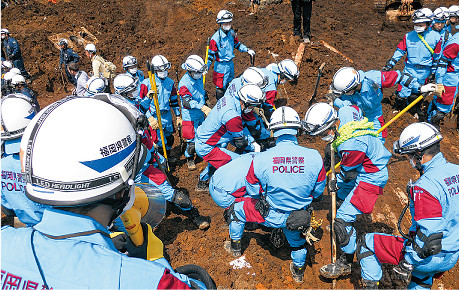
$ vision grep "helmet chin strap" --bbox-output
[413,151,424,175]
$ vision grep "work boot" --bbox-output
[303,35,310,44]
[186,207,210,230]
[362,279,379,289]
[187,156,196,171]
[319,253,352,279]
[195,180,209,192]
[290,262,306,283]
[224,239,241,257]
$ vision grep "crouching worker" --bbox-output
[356,123,459,289]
[2,95,212,289]
[224,106,326,283]
[303,103,391,280]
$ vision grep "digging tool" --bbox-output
[326,92,429,176]
[175,70,185,154]
[56,66,68,93]
[250,52,255,67]
[203,37,210,86]
[329,143,337,290]
[308,62,326,106]
[146,60,170,172]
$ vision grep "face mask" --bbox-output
[243,108,253,113]
[191,72,202,80]
[157,71,168,79]
[414,25,426,33]
[222,24,232,32]
[322,133,335,142]
[128,68,138,75]
[1,34,5,40]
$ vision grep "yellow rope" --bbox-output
[332,118,378,151]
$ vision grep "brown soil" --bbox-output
[2,0,458,288]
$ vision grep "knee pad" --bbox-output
[166,135,174,148]
[187,142,195,156]
[334,218,353,247]
[216,88,225,100]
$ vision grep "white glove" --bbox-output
[148,116,159,130]
[252,141,261,152]
[176,116,182,127]
[420,83,437,93]
[201,105,212,116]
[247,49,256,57]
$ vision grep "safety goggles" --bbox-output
[153,62,171,72]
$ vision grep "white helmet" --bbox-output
[113,73,139,99]
[151,55,171,71]
[86,77,106,95]
[269,106,302,137]
[331,67,361,95]
[432,7,449,22]
[2,60,12,71]
[59,38,69,46]
[1,28,10,35]
[241,67,268,89]
[303,102,338,136]
[85,43,97,53]
[237,83,266,106]
[216,10,233,24]
[181,55,207,79]
[393,122,442,155]
[20,95,148,206]
[10,68,21,75]
[278,59,299,81]
[449,5,459,17]
[3,71,17,82]
[412,8,433,23]
[11,74,26,85]
[1,93,37,141]
[122,55,138,69]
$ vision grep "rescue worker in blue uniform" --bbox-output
[209,153,257,209]
[260,59,299,119]
[194,84,265,191]
[139,55,181,161]
[330,67,436,143]
[1,93,48,226]
[225,106,326,283]
[178,55,210,170]
[2,95,212,289]
[447,5,459,35]
[303,104,392,280]
[429,27,459,128]
[11,74,40,110]
[382,9,442,111]
[1,29,30,79]
[208,10,255,100]
[356,122,459,289]
[123,55,145,89]
[58,38,80,85]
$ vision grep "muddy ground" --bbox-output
[2,0,458,288]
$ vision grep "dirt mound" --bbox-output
[2,0,457,288]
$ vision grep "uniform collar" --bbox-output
[421,152,446,173]
[275,134,298,145]
[33,208,116,250]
